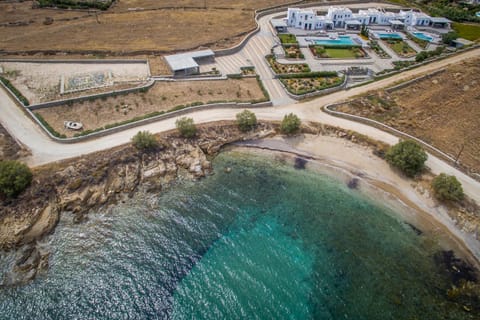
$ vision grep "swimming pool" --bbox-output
[314,36,357,46]
[377,33,402,40]
[412,32,433,42]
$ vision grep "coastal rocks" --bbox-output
[1,244,50,287]
[0,201,59,251]
[0,122,277,285]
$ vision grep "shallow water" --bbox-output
[0,150,477,319]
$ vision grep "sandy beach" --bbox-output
[233,134,480,269]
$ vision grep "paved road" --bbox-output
[0,4,479,201]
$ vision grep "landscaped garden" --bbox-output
[278,71,344,95]
[383,39,417,58]
[309,45,367,59]
[283,45,305,59]
[266,55,310,74]
[278,34,298,44]
[369,40,391,58]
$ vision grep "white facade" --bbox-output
[326,7,353,28]
[287,8,333,30]
[353,8,397,25]
[286,6,447,30]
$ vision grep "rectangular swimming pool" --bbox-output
[377,33,402,40]
[412,32,433,42]
[314,36,357,46]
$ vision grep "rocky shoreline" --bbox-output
[0,121,277,285]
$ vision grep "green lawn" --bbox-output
[324,48,358,58]
[452,22,480,41]
[278,34,298,44]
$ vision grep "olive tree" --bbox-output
[175,117,197,138]
[236,110,257,132]
[0,160,33,198]
[432,173,464,202]
[280,113,301,134]
[385,140,427,177]
[131,131,158,151]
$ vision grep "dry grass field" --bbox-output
[0,0,292,53]
[36,77,266,137]
[335,57,480,175]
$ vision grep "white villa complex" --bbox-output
[286,7,451,31]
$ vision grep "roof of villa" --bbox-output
[430,17,451,23]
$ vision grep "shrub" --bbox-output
[0,160,33,198]
[432,173,464,202]
[415,51,429,62]
[236,110,257,132]
[0,76,30,106]
[175,117,197,138]
[131,131,158,151]
[280,113,301,134]
[385,140,428,177]
[442,31,459,45]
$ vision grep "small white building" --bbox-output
[164,50,215,76]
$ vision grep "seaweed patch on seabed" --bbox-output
[405,222,423,236]
[434,250,478,285]
[347,178,359,189]
[294,157,308,170]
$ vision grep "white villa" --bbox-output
[286,7,451,31]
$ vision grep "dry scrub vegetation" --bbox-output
[335,57,480,175]
[36,78,266,137]
[0,0,292,53]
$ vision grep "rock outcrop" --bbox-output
[0,122,275,285]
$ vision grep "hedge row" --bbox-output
[277,71,338,79]
[256,76,270,101]
[280,76,344,95]
[34,113,66,138]
[0,76,30,106]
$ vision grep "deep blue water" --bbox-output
[0,150,477,319]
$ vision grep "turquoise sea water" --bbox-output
[0,150,478,319]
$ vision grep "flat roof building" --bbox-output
[164,49,215,76]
